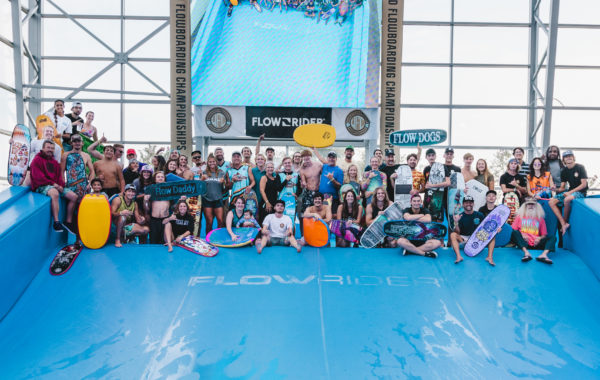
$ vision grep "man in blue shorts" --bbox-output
[549,150,588,235]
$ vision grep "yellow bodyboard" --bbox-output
[78,194,112,249]
[293,123,336,148]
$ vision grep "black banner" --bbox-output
[245,106,332,138]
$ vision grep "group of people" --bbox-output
[26,110,588,263]
[226,0,363,24]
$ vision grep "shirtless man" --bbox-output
[93,145,125,197]
[302,192,332,223]
[88,137,124,168]
[461,153,477,182]
[241,146,255,168]
[111,184,149,247]
[299,149,323,214]
[148,171,172,244]
[178,155,194,180]
[60,134,95,199]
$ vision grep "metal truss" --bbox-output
[9,0,171,143]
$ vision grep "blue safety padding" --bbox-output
[564,197,600,280]
[0,186,29,213]
[539,198,558,237]
[0,188,67,320]
[0,245,599,378]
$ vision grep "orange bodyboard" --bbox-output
[303,218,330,247]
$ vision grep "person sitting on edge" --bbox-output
[90,178,108,199]
[93,145,125,197]
[548,150,588,235]
[513,147,529,177]
[461,153,477,182]
[256,200,301,254]
[149,171,171,244]
[396,194,441,258]
[164,200,194,252]
[335,189,363,248]
[478,190,497,217]
[30,140,79,232]
[511,198,556,264]
[449,195,497,266]
[365,187,397,248]
[236,209,261,229]
[500,158,527,203]
[527,157,555,199]
[111,184,149,247]
[226,197,248,241]
[475,158,495,190]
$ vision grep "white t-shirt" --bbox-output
[44,111,72,135]
[30,139,62,164]
[263,213,293,239]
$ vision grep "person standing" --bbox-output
[299,149,323,214]
[65,101,84,138]
[190,150,206,179]
[543,145,564,186]
[513,147,529,177]
[201,155,226,235]
[461,153,477,182]
[475,159,495,190]
[44,99,72,150]
[314,150,344,215]
[252,154,267,222]
[338,145,355,183]
[380,149,400,201]
[93,145,125,197]
[226,151,255,202]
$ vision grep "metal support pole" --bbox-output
[10,0,25,124]
[526,0,539,160]
[541,0,560,151]
[27,0,42,122]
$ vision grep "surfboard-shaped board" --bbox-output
[503,192,520,225]
[279,192,297,221]
[206,227,259,248]
[360,202,404,248]
[389,129,447,146]
[176,236,218,257]
[49,243,83,276]
[293,123,336,148]
[425,162,445,222]
[383,221,447,241]
[65,152,88,198]
[303,217,330,247]
[330,219,361,243]
[465,179,488,211]
[339,182,360,199]
[243,190,259,219]
[8,124,31,186]
[78,194,111,249]
[394,165,413,208]
[365,170,385,204]
[35,114,60,148]
[447,172,465,231]
[464,205,511,257]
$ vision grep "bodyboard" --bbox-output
[176,236,218,257]
[293,123,336,148]
[78,194,111,249]
[206,227,259,247]
[303,217,330,247]
[360,202,404,248]
[383,221,447,241]
[330,219,361,243]
[465,179,488,211]
[464,205,511,257]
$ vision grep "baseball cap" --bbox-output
[71,101,82,108]
[345,145,354,151]
[385,148,395,156]
[486,189,497,196]
[445,147,454,154]
[266,147,275,152]
[508,158,519,165]
[425,148,436,156]
[124,184,136,192]
[562,150,574,157]
[126,148,136,156]
[140,165,154,174]
[232,151,242,157]
[327,151,337,158]
[463,195,474,203]
[70,134,82,142]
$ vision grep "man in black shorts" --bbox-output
[396,194,441,258]
[549,150,588,235]
[380,149,400,201]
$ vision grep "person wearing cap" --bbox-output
[478,190,498,217]
[190,150,206,179]
[500,158,527,203]
[61,134,95,202]
[443,147,461,179]
[133,165,154,219]
[510,198,556,264]
[124,149,147,172]
[338,145,355,183]
[380,149,400,201]
[93,145,125,197]
[314,150,344,215]
[513,147,529,177]
[256,199,302,254]
[396,194,441,258]
[66,101,84,137]
[110,184,149,247]
[549,150,588,235]
[449,195,498,266]
[226,150,255,203]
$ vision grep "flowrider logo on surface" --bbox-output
[188,274,443,287]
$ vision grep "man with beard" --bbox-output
[214,147,231,209]
[449,195,498,266]
[544,145,564,186]
[338,145,355,182]
[93,145,125,197]
[65,101,84,136]
[226,151,255,202]
[313,151,343,215]
[30,140,79,232]
[380,149,400,201]
[256,200,302,254]
[190,150,206,179]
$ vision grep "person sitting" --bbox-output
[449,195,497,266]
[478,190,498,217]
[303,192,332,223]
[226,197,247,241]
[527,157,555,199]
[30,140,79,232]
[335,189,363,247]
[110,184,149,247]
[365,187,396,248]
[164,200,194,252]
[511,198,556,264]
[548,150,588,235]
[396,194,441,258]
[256,200,301,254]
[236,209,261,229]
[90,178,108,199]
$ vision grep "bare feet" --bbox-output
[115,240,122,248]
[256,245,263,254]
[561,223,570,235]
[296,245,302,253]
[167,243,173,252]
[455,256,464,264]
[485,257,496,266]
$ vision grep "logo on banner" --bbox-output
[205,107,232,134]
[345,110,370,136]
[246,107,332,138]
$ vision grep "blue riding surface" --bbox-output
[1,189,600,378]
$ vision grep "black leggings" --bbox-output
[150,216,166,244]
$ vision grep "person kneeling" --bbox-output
[396,194,441,258]
[164,200,194,252]
[256,200,301,254]
[511,198,556,264]
[111,184,149,247]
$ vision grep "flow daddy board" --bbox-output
[146,180,207,200]
[389,129,447,146]
[245,106,332,138]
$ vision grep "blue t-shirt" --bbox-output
[319,165,344,199]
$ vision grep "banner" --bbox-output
[146,180,207,200]
[195,106,378,141]
[380,0,405,154]
[170,0,193,158]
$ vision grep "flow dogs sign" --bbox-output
[389,129,447,146]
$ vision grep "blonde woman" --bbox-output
[475,159,495,190]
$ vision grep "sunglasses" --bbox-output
[192,156,201,159]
